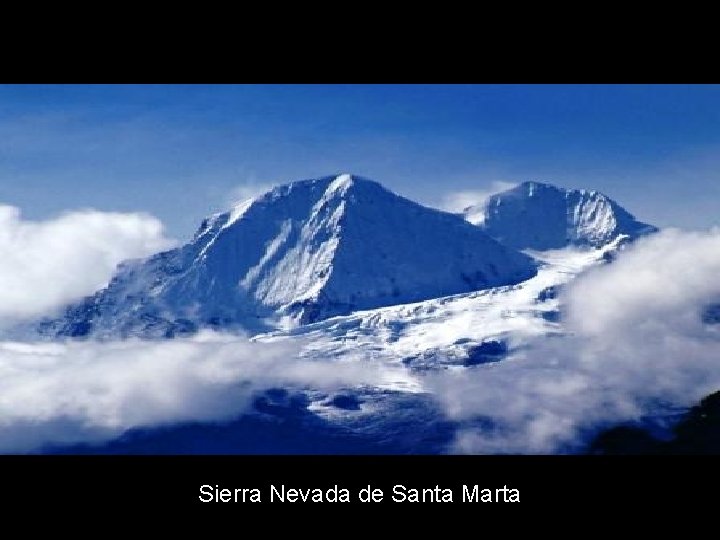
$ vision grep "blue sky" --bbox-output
[1,84,719,239]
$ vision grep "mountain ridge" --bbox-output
[44,174,537,338]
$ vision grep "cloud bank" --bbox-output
[0,332,393,452]
[428,228,720,453]
[0,205,174,321]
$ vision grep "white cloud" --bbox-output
[427,228,720,453]
[436,181,516,223]
[0,205,174,322]
[565,228,720,337]
[0,331,391,452]
[226,181,273,207]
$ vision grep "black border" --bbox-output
[1,454,717,516]
[2,57,718,520]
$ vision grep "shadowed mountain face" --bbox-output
[591,390,720,455]
[44,174,537,338]
[465,181,657,250]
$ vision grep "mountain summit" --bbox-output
[47,174,537,337]
[464,181,657,250]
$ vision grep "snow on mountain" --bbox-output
[464,181,657,250]
[258,238,621,374]
[44,174,537,338]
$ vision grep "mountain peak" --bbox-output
[199,174,383,240]
[314,173,386,200]
[274,173,377,191]
[251,174,391,207]
[515,181,596,197]
[518,180,551,190]
[465,181,657,250]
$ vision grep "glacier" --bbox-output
[258,239,622,374]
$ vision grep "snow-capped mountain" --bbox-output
[44,174,537,338]
[30,174,671,455]
[464,181,657,250]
